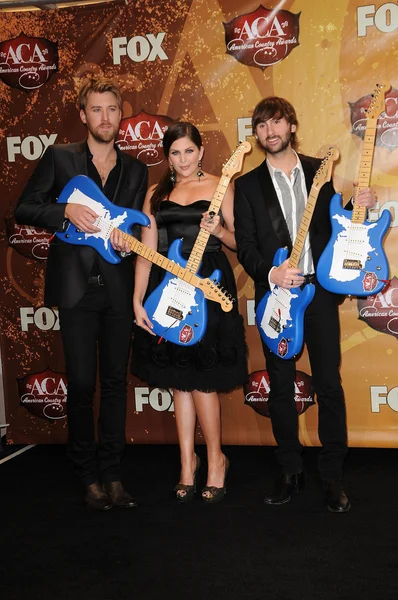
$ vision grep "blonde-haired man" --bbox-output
[15,77,148,511]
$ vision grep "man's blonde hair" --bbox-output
[77,77,122,112]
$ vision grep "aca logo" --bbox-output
[0,33,58,91]
[18,369,67,421]
[134,387,174,412]
[116,111,174,166]
[244,370,314,418]
[358,277,398,338]
[349,87,398,150]
[6,217,50,261]
[223,5,300,70]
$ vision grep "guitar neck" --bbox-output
[288,186,320,270]
[120,231,200,287]
[352,116,378,224]
[185,175,231,274]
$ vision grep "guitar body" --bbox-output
[56,175,150,264]
[255,247,316,360]
[317,193,391,296]
[144,239,221,346]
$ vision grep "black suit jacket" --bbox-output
[234,154,336,306]
[15,142,148,310]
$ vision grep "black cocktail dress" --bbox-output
[131,200,248,392]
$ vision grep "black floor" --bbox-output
[2,444,398,600]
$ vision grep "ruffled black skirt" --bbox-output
[131,250,248,393]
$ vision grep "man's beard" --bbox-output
[262,133,292,155]
[88,124,118,144]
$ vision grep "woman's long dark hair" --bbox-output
[150,122,203,215]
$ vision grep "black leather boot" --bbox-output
[324,479,351,513]
[264,472,304,505]
[103,481,137,508]
[85,482,113,511]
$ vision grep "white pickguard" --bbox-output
[261,287,297,338]
[329,215,377,282]
[153,277,198,328]
[68,187,127,249]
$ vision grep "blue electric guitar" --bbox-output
[56,175,150,262]
[317,82,391,296]
[144,142,251,346]
[56,175,233,312]
[256,147,340,360]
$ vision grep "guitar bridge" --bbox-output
[343,259,363,269]
[268,316,282,333]
[166,306,183,321]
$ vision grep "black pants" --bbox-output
[59,283,133,486]
[262,283,347,480]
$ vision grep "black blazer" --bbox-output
[15,142,148,310]
[234,154,336,305]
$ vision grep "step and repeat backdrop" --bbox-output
[0,0,397,446]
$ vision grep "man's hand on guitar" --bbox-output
[134,304,156,336]
[270,259,305,289]
[353,184,377,209]
[64,203,101,233]
[110,229,132,253]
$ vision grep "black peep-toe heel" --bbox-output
[174,454,201,503]
[202,456,230,504]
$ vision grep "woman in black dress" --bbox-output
[131,122,247,503]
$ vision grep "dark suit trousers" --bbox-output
[59,283,133,486]
[262,283,348,480]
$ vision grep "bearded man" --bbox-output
[15,77,148,511]
[234,96,376,512]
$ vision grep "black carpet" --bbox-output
[2,444,398,600]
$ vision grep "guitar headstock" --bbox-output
[222,141,252,179]
[197,278,234,312]
[366,82,391,119]
[312,146,340,191]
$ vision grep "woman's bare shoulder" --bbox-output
[204,172,219,182]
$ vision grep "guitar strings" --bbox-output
[344,220,365,267]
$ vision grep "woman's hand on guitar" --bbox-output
[200,211,224,238]
[270,260,305,289]
[64,203,100,233]
[134,304,156,336]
